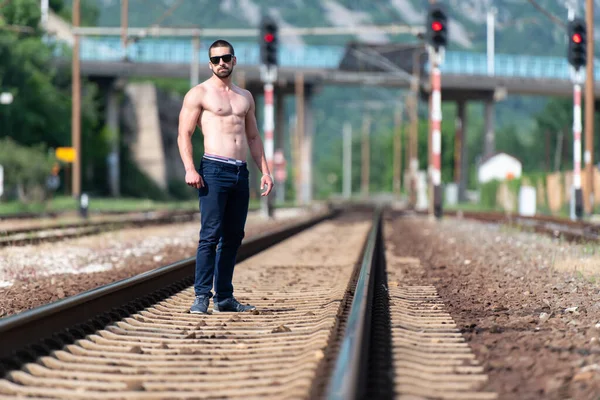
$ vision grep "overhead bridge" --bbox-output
[58,37,600,97]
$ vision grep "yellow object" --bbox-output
[55,147,76,163]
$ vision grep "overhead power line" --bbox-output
[526,0,567,29]
[150,0,186,27]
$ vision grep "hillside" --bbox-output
[87,0,585,57]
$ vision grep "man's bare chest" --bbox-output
[203,93,248,117]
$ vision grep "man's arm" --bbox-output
[177,87,204,188]
[245,91,273,196]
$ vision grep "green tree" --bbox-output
[50,0,99,26]
[0,0,103,194]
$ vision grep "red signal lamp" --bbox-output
[572,33,582,43]
[432,21,443,32]
[264,33,274,43]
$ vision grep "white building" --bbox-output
[478,152,522,183]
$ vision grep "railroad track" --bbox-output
[0,209,193,221]
[419,209,600,242]
[0,206,498,399]
[0,210,199,248]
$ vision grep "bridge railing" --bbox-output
[439,51,600,80]
[79,38,344,69]
[69,37,600,81]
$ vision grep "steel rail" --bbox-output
[0,210,197,236]
[429,209,600,242]
[0,210,199,240]
[0,208,338,376]
[0,208,198,221]
[326,206,383,400]
[0,211,199,248]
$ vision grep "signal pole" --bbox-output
[426,4,448,219]
[259,17,277,219]
[567,17,587,220]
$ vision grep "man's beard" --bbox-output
[213,66,233,78]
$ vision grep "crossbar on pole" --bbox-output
[71,24,424,37]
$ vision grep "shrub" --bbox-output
[0,137,56,202]
[480,179,501,209]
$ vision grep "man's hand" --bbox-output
[261,174,274,196]
[185,169,204,189]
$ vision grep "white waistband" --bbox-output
[203,154,246,166]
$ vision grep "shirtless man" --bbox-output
[177,39,274,314]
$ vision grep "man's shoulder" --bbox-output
[183,83,208,104]
[234,86,253,101]
[191,81,210,94]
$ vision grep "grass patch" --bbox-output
[0,196,298,216]
[445,202,499,213]
[0,196,199,215]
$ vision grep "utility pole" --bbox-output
[361,115,371,196]
[105,0,127,197]
[585,0,595,214]
[404,96,412,198]
[454,101,463,184]
[393,102,403,195]
[343,122,352,199]
[40,0,49,31]
[487,6,496,76]
[71,0,81,198]
[408,48,422,208]
[294,73,304,206]
[426,4,448,219]
[191,35,200,87]
[121,0,128,53]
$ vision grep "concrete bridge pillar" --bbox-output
[124,82,167,190]
[484,98,495,158]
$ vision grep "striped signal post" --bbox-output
[263,81,275,217]
[567,17,586,220]
[260,17,278,219]
[426,4,448,219]
[573,82,583,219]
[431,62,442,217]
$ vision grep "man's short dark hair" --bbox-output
[208,40,235,57]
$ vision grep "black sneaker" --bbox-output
[213,297,256,313]
[190,295,210,314]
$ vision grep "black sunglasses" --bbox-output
[209,54,234,65]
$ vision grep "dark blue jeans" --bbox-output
[194,158,249,302]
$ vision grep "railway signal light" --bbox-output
[568,18,586,70]
[260,17,278,67]
[427,5,448,50]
